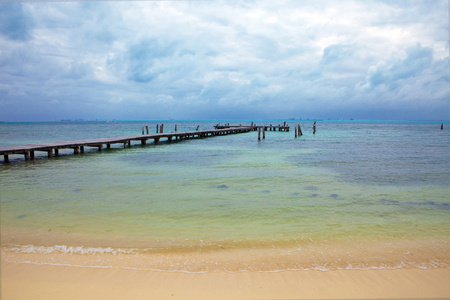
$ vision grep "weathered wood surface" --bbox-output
[0,127,252,162]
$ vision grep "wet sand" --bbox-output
[2,260,450,300]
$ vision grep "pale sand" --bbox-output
[2,261,450,300]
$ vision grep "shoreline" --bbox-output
[2,232,449,273]
[2,261,450,300]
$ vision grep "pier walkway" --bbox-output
[215,123,290,132]
[0,126,253,163]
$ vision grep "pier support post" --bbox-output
[24,152,30,161]
[168,136,172,142]
[146,125,149,134]
[4,154,9,163]
[196,125,199,131]
[80,146,84,153]
[30,151,35,160]
[156,124,159,133]
[160,124,164,133]
[107,144,111,149]
[54,149,59,156]
[74,147,79,154]
[128,140,131,147]
[123,142,127,148]
[142,127,145,135]
[298,124,302,136]
[295,127,297,138]
[263,127,266,139]
[154,137,160,144]
[141,139,147,145]
[98,145,103,152]
[313,122,316,134]
[175,124,177,132]
[47,150,53,158]
[258,127,261,140]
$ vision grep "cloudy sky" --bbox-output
[0,0,448,121]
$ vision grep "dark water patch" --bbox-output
[310,193,318,197]
[260,190,270,194]
[234,188,248,192]
[288,122,450,187]
[380,199,400,204]
[380,199,450,210]
[210,185,229,189]
[304,186,319,190]
[329,194,339,198]
[292,192,300,196]
[16,214,28,219]
[73,188,83,193]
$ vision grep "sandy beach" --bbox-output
[2,260,450,300]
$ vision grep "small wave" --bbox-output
[3,244,449,273]
[4,245,136,255]
[3,257,449,274]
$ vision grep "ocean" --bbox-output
[1,120,449,272]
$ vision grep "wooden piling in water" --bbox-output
[142,127,145,135]
[0,126,259,164]
[175,124,177,132]
[146,125,149,135]
[263,127,266,139]
[156,124,159,133]
[196,125,199,131]
[313,121,316,134]
[295,127,297,138]
[160,124,164,133]
[298,124,302,136]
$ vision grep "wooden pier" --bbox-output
[0,126,253,163]
[215,123,290,132]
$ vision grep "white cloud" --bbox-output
[0,0,448,121]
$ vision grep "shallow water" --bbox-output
[1,120,449,271]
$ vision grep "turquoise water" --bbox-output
[1,121,449,271]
